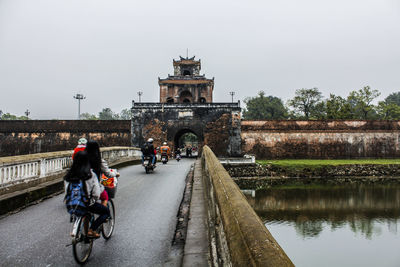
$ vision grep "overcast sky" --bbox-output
[0,0,399,119]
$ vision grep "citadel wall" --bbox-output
[0,120,131,156]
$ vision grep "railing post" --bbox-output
[39,159,46,178]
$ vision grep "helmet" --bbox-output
[147,138,154,143]
[163,142,167,145]
[78,138,87,145]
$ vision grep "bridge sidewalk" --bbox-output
[182,159,210,266]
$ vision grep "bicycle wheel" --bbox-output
[72,216,93,264]
[102,199,115,239]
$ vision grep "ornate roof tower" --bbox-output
[158,56,214,103]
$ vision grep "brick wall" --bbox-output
[3,119,398,159]
[0,120,131,156]
[241,120,400,159]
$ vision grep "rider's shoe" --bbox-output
[87,229,100,239]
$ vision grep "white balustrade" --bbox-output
[0,147,140,188]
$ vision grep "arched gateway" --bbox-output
[131,102,241,157]
[131,55,242,157]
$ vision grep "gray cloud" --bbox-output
[0,0,399,119]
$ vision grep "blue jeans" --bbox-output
[87,202,110,231]
[142,154,156,165]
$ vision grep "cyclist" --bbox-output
[141,138,156,166]
[72,138,87,159]
[64,151,110,238]
[85,140,120,207]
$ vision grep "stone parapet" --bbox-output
[132,102,240,109]
[202,145,294,267]
[0,147,141,215]
[0,147,141,194]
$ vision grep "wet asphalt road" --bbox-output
[0,158,194,266]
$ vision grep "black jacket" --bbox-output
[141,142,155,156]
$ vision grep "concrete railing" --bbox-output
[202,145,294,267]
[219,155,256,165]
[0,147,141,189]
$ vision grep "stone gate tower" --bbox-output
[159,56,214,103]
[132,55,241,157]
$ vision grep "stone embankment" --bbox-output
[225,163,400,178]
[224,163,400,189]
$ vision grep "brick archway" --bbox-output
[174,128,201,151]
[131,102,242,157]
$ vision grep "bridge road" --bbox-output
[0,159,194,266]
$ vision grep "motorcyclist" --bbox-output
[141,138,156,166]
[160,142,171,159]
[186,146,192,157]
[175,147,181,158]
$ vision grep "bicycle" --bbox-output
[69,199,115,264]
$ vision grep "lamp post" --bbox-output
[138,91,143,103]
[229,91,235,103]
[73,93,86,119]
[25,109,30,119]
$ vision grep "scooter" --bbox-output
[143,156,155,174]
[176,154,181,162]
[161,153,168,164]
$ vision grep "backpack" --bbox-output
[142,142,152,155]
[65,181,88,216]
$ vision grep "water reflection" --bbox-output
[245,184,400,239]
[245,184,400,267]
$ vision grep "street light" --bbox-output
[138,91,143,102]
[73,93,86,119]
[25,109,30,119]
[229,91,235,103]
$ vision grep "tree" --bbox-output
[1,113,18,120]
[119,108,132,120]
[325,94,352,119]
[385,92,400,106]
[17,116,29,120]
[0,112,29,120]
[288,88,323,119]
[98,108,119,120]
[243,91,288,120]
[312,101,327,120]
[347,86,380,119]
[80,112,98,120]
[377,101,400,119]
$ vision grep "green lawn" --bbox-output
[257,159,400,167]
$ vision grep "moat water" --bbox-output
[244,184,400,267]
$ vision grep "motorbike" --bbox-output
[176,153,181,162]
[161,153,168,164]
[143,156,155,174]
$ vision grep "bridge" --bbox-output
[1,55,399,266]
[0,146,293,267]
